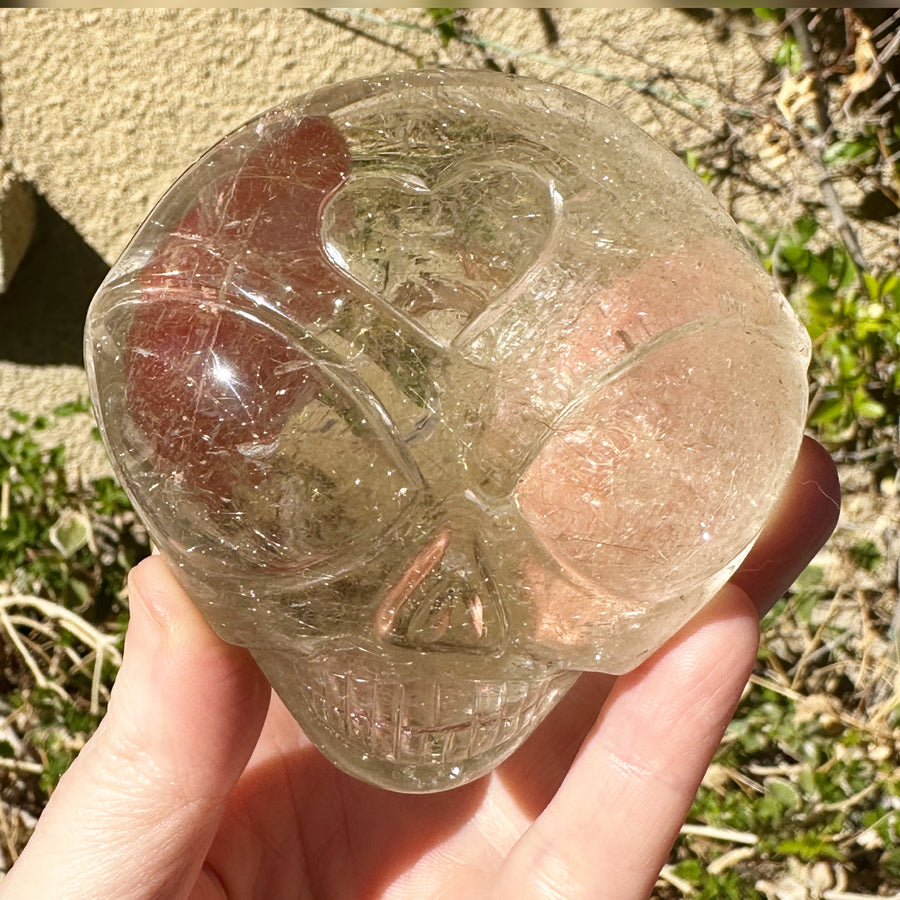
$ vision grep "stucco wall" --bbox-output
[0,8,766,478]
[1,9,761,260]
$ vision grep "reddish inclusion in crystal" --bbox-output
[125,117,351,498]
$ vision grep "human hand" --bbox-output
[0,437,839,900]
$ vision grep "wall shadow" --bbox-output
[0,194,109,366]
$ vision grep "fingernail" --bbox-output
[128,556,183,634]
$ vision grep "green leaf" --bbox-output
[837,343,859,378]
[48,509,91,557]
[880,273,899,300]
[822,138,877,167]
[794,216,819,244]
[793,588,820,623]
[776,835,843,861]
[882,846,900,879]
[798,765,818,797]
[68,578,93,610]
[807,254,835,288]
[53,398,90,418]
[849,538,882,571]
[426,8,463,45]
[806,285,839,318]
[756,792,786,825]
[853,387,887,420]
[856,399,887,419]
[672,858,703,881]
[864,271,882,300]
[854,321,884,341]
[768,778,802,810]
[808,396,847,426]
[836,253,858,291]
[775,35,802,74]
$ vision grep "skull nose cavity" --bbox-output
[374,528,507,652]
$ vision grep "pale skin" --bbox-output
[0,437,839,900]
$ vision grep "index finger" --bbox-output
[730,435,841,615]
[493,437,839,900]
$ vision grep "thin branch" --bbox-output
[706,846,757,876]
[823,892,900,900]
[679,823,758,845]
[303,9,420,61]
[0,758,42,775]
[0,595,123,715]
[657,864,695,895]
[332,8,713,114]
[790,10,871,281]
[536,9,559,48]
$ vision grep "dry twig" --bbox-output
[789,9,870,282]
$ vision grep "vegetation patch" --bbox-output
[0,404,148,864]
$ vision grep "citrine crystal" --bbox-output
[85,70,810,791]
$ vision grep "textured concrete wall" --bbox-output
[0,8,763,478]
[1,9,753,262]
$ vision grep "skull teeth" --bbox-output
[298,666,575,770]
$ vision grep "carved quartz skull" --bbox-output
[85,70,810,792]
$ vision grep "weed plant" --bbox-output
[0,404,148,860]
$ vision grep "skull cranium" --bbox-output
[85,70,810,791]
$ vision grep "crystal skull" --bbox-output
[84,69,810,792]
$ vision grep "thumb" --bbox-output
[0,555,270,900]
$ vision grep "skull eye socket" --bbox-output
[516,328,808,606]
[122,298,319,500]
[263,373,424,570]
[101,295,423,574]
